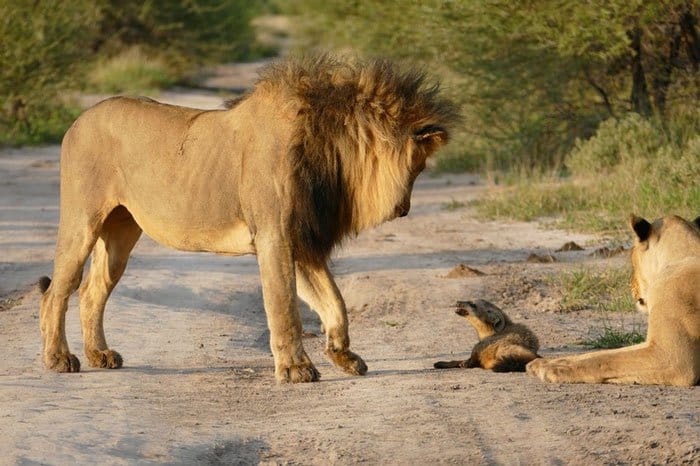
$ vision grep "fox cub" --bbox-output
[434,299,540,372]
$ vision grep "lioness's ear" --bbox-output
[693,216,700,230]
[415,125,448,145]
[629,214,651,242]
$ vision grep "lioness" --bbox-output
[434,299,540,372]
[39,56,458,383]
[527,214,700,386]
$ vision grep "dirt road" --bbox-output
[1,89,698,464]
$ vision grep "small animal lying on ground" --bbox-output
[434,299,540,372]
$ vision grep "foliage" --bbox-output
[554,266,635,312]
[89,47,176,94]
[1,1,272,146]
[0,0,98,145]
[474,112,700,234]
[581,326,645,349]
[92,0,266,68]
[283,0,700,172]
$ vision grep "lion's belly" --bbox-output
[134,214,256,256]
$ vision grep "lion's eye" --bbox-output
[638,298,645,306]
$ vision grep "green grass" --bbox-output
[89,47,177,94]
[0,103,82,146]
[554,266,635,312]
[581,326,645,349]
[473,113,700,236]
[441,199,466,211]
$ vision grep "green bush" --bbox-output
[0,0,98,146]
[282,1,700,174]
[89,47,176,94]
[475,112,700,234]
[93,0,266,67]
[567,114,664,174]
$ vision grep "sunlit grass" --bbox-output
[89,47,177,94]
[581,326,645,349]
[553,266,635,312]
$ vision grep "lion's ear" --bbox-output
[415,126,448,145]
[693,216,700,230]
[629,214,651,242]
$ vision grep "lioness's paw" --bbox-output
[527,358,572,383]
[327,349,368,376]
[45,353,81,373]
[276,363,321,384]
[526,358,549,380]
[86,349,123,369]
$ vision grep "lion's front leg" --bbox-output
[296,261,367,376]
[526,343,680,385]
[256,235,319,383]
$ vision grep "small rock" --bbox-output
[527,253,557,263]
[589,246,626,258]
[556,241,584,252]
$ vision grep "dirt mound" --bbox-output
[444,263,486,278]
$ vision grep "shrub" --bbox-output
[89,47,176,94]
[0,0,98,145]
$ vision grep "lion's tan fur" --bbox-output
[527,214,700,386]
[38,55,458,382]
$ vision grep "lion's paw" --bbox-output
[327,349,368,376]
[276,362,321,384]
[45,352,81,373]
[86,349,123,369]
[526,358,572,383]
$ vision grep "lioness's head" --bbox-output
[629,214,700,312]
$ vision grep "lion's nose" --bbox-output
[395,200,410,218]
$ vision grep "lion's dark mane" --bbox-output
[254,55,460,265]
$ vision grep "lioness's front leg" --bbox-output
[526,343,691,386]
[255,234,320,383]
[296,261,368,376]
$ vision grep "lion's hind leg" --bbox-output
[78,206,142,369]
[41,218,102,372]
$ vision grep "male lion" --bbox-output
[527,214,700,386]
[39,55,458,383]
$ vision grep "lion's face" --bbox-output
[390,125,449,220]
[629,214,700,313]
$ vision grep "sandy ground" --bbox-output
[1,73,699,465]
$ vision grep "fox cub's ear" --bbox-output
[491,314,506,332]
[629,214,651,242]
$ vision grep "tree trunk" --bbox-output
[652,24,682,118]
[680,4,700,71]
[629,26,653,117]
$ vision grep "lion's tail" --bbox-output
[492,348,540,373]
[38,276,51,294]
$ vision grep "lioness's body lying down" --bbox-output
[38,56,458,383]
[434,300,540,372]
[528,215,700,386]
